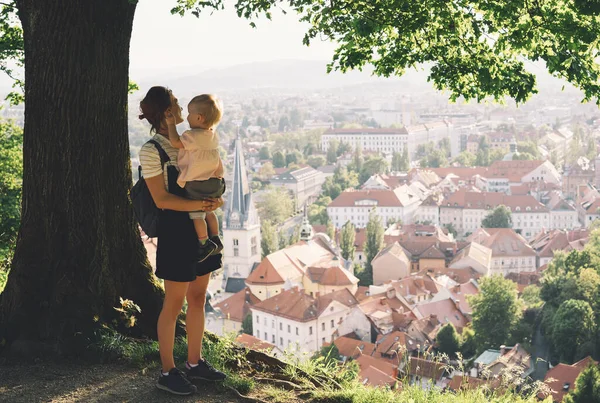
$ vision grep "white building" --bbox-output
[327,187,421,229]
[223,137,262,291]
[321,128,408,154]
[251,287,358,358]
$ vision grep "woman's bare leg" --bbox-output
[185,273,211,363]
[158,280,189,372]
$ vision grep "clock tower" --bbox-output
[222,136,261,291]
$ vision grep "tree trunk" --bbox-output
[0,0,164,354]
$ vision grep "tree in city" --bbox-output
[241,314,253,335]
[420,148,448,168]
[563,363,600,403]
[460,327,478,359]
[278,115,290,132]
[439,137,451,158]
[552,299,596,363]
[436,323,461,358]
[326,140,338,164]
[361,209,384,286]
[455,151,476,167]
[391,152,403,172]
[273,151,286,168]
[340,221,356,261]
[400,148,410,171]
[259,146,271,160]
[0,121,22,261]
[336,141,352,157]
[326,221,336,243]
[5,0,600,352]
[256,116,270,128]
[255,187,295,225]
[352,144,364,172]
[261,220,279,258]
[482,205,512,228]
[468,275,523,350]
[279,230,290,249]
[308,197,331,225]
[285,150,304,167]
[307,155,326,169]
[443,223,458,238]
[289,108,304,129]
[359,155,390,184]
[289,224,301,245]
[257,162,276,181]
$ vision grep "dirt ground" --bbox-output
[0,360,247,403]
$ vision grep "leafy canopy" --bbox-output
[174,0,600,104]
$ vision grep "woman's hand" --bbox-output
[194,197,224,212]
[164,109,176,126]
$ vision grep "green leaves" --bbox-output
[175,0,600,104]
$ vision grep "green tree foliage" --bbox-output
[273,151,286,168]
[443,223,458,238]
[336,141,352,157]
[241,314,253,335]
[257,162,275,181]
[0,120,22,260]
[420,149,448,168]
[314,342,341,365]
[326,140,338,164]
[256,187,294,225]
[352,144,364,172]
[482,205,512,228]
[326,220,336,243]
[521,285,543,309]
[278,115,290,132]
[455,151,476,167]
[285,150,303,166]
[321,166,359,200]
[552,299,596,363]
[307,155,326,169]
[308,197,331,225]
[436,323,461,358]
[359,155,389,184]
[289,108,304,129]
[460,327,478,359]
[563,363,600,403]
[256,116,270,128]
[517,141,540,159]
[439,138,451,158]
[362,209,384,286]
[261,220,279,258]
[259,146,271,160]
[468,275,523,350]
[340,221,356,261]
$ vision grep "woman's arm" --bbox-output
[165,109,184,149]
[146,175,223,212]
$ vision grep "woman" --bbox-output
[139,86,226,396]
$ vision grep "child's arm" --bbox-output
[165,110,184,149]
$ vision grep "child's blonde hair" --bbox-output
[189,94,222,128]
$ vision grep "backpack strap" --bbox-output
[147,139,171,168]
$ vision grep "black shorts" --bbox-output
[155,165,222,282]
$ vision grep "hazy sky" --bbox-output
[129,0,338,78]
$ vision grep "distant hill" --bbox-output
[138,59,433,95]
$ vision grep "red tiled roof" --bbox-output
[539,356,597,402]
[420,244,446,259]
[329,336,377,359]
[359,365,399,388]
[487,160,545,182]
[407,357,445,380]
[214,287,260,322]
[246,257,285,285]
[443,189,548,212]
[469,228,536,257]
[328,189,406,208]
[355,353,398,378]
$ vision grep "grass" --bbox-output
[89,327,549,403]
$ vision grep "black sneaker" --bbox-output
[185,359,227,381]
[156,368,197,396]
[197,239,217,262]
[210,235,223,255]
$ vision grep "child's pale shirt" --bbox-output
[177,128,224,188]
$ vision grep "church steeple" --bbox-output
[225,133,257,229]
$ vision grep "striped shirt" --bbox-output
[139,133,179,190]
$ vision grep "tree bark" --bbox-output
[0,0,164,353]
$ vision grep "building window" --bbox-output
[280,337,283,346]
[251,237,257,245]
[331,319,334,328]
[264,317,267,325]
[322,337,325,345]
[296,327,299,336]
[272,320,275,328]
[272,334,275,343]
[256,330,259,338]
[256,315,259,323]
[288,325,291,333]
[233,239,239,246]
[321,322,325,331]
[234,248,239,257]
[280,323,283,331]
[309,326,313,335]
[264,332,267,340]
[251,246,257,255]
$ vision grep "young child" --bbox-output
[165,94,225,262]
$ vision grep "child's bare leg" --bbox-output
[192,218,209,243]
[205,211,219,237]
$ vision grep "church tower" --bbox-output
[222,136,261,287]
